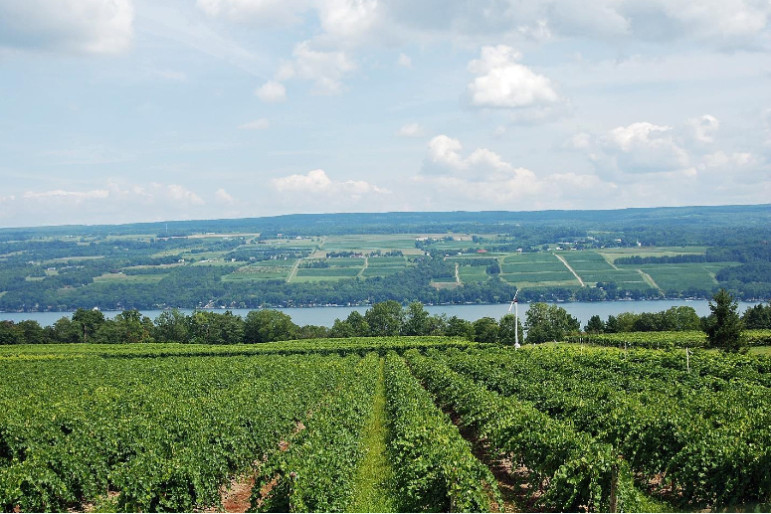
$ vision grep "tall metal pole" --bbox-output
[514,296,520,348]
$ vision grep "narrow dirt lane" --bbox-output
[553,253,585,287]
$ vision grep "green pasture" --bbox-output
[630,262,736,291]
[322,234,419,252]
[598,246,707,263]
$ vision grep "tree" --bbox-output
[344,311,370,337]
[96,309,154,343]
[153,309,189,342]
[72,308,106,343]
[364,301,404,337]
[244,310,296,343]
[584,315,605,334]
[402,302,431,336]
[704,289,746,353]
[445,316,474,340]
[743,303,771,329]
[498,314,524,345]
[604,315,620,333]
[52,316,80,343]
[525,303,580,344]
[472,317,499,343]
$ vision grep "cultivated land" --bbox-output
[1,338,770,513]
[1,205,769,310]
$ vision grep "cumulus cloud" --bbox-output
[1,182,211,226]
[215,188,236,204]
[417,134,618,208]
[0,0,133,54]
[316,0,380,42]
[255,81,287,102]
[273,169,387,196]
[570,115,769,184]
[571,121,691,176]
[196,0,309,26]
[687,114,720,143]
[467,45,560,109]
[239,118,270,130]
[276,41,355,94]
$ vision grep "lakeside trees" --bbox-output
[0,299,768,346]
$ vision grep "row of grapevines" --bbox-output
[0,336,480,359]
[566,329,771,349]
[0,353,357,512]
[403,349,652,512]
[251,353,379,512]
[384,352,498,512]
[439,346,771,508]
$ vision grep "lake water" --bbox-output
[0,300,764,328]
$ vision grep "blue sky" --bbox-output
[1,0,770,227]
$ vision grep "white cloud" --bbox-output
[687,114,720,143]
[601,121,690,174]
[196,0,309,26]
[255,80,287,102]
[215,188,236,204]
[414,133,628,209]
[397,53,412,67]
[239,118,270,130]
[397,122,423,137]
[467,45,560,109]
[23,189,110,202]
[316,0,380,42]
[4,182,208,226]
[277,41,355,95]
[0,0,133,54]
[571,115,770,186]
[273,169,387,196]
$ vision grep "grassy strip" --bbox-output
[348,359,396,513]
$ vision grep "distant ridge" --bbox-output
[2,203,769,237]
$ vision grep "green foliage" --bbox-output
[252,354,379,512]
[743,302,771,330]
[439,345,771,508]
[405,349,645,512]
[364,300,404,337]
[705,289,746,353]
[498,313,524,345]
[244,310,298,343]
[385,353,498,512]
[472,317,499,343]
[524,302,580,343]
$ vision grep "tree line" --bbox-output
[1,297,768,349]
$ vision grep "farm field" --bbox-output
[1,338,770,512]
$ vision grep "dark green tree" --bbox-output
[344,311,370,337]
[243,310,296,343]
[364,301,404,336]
[584,315,605,334]
[472,317,499,343]
[525,302,580,344]
[72,308,106,343]
[704,289,746,353]
[153,309,189,342]
[402,301,431,336]
[445,315,474,340]
[498,314,524,345]
[742,302,771,329]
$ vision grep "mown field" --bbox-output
[1,338,770,513]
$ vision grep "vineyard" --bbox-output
[566,329,771,349]
[1,338,770,512]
